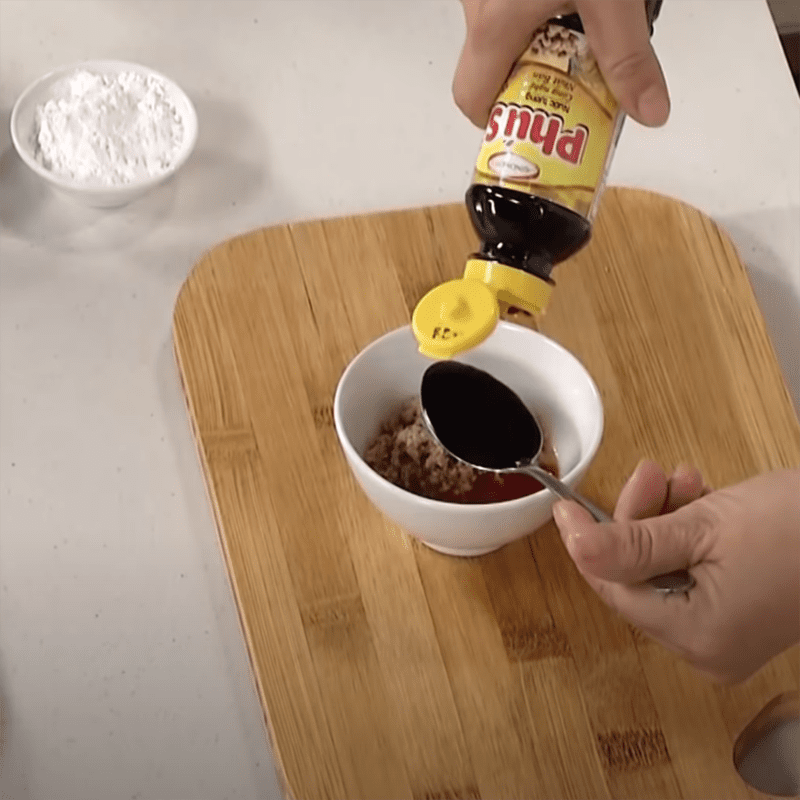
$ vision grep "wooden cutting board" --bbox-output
[173,187,800,800]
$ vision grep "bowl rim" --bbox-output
[9,58,199,193]
[333,321,605,512]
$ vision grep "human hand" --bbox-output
[453,0,670,128]
[553,460,800,683]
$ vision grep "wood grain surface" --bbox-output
[172,187,800,799]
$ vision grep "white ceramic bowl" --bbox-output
[334,322,604,557]
[10,60,198,209]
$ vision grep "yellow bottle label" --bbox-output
[472,22,622,220]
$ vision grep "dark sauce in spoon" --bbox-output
[420,361,542,470]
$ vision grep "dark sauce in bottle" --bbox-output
[465,184,591,283]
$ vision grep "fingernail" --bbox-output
[554,501,582,530]
[553,502,575,549]
[636,84,670,126]
[626,458,647,486]
[673,462,695,480]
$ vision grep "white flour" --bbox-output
[33,69,185,186]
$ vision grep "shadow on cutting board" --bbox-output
[734,691,799,797]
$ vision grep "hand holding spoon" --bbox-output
[420,361,696,596]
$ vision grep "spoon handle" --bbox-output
[524,464,612,522]
[523,465,696,596]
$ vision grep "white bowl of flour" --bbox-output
[10,60,198,208]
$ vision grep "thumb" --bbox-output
[577,0,670,126]
[554,500,706,584]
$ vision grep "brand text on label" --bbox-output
[484,103,588,166]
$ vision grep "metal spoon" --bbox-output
[420,361,696,596]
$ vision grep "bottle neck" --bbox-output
[472,247,554,282]
[463,258,555,317]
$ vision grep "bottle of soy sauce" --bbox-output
[413,0,663,359]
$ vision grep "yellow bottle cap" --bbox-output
[412,278,499,359]
[411,260,555,358]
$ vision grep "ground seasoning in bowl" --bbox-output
[364,397,559,504]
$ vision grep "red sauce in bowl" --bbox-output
[445,471,546,504]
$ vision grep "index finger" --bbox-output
[452,0,565,127]
[614,459,668,520]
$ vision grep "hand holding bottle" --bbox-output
[453,0,670,128]
[414,1,671,357]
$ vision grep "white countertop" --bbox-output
[1,2,798,799]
